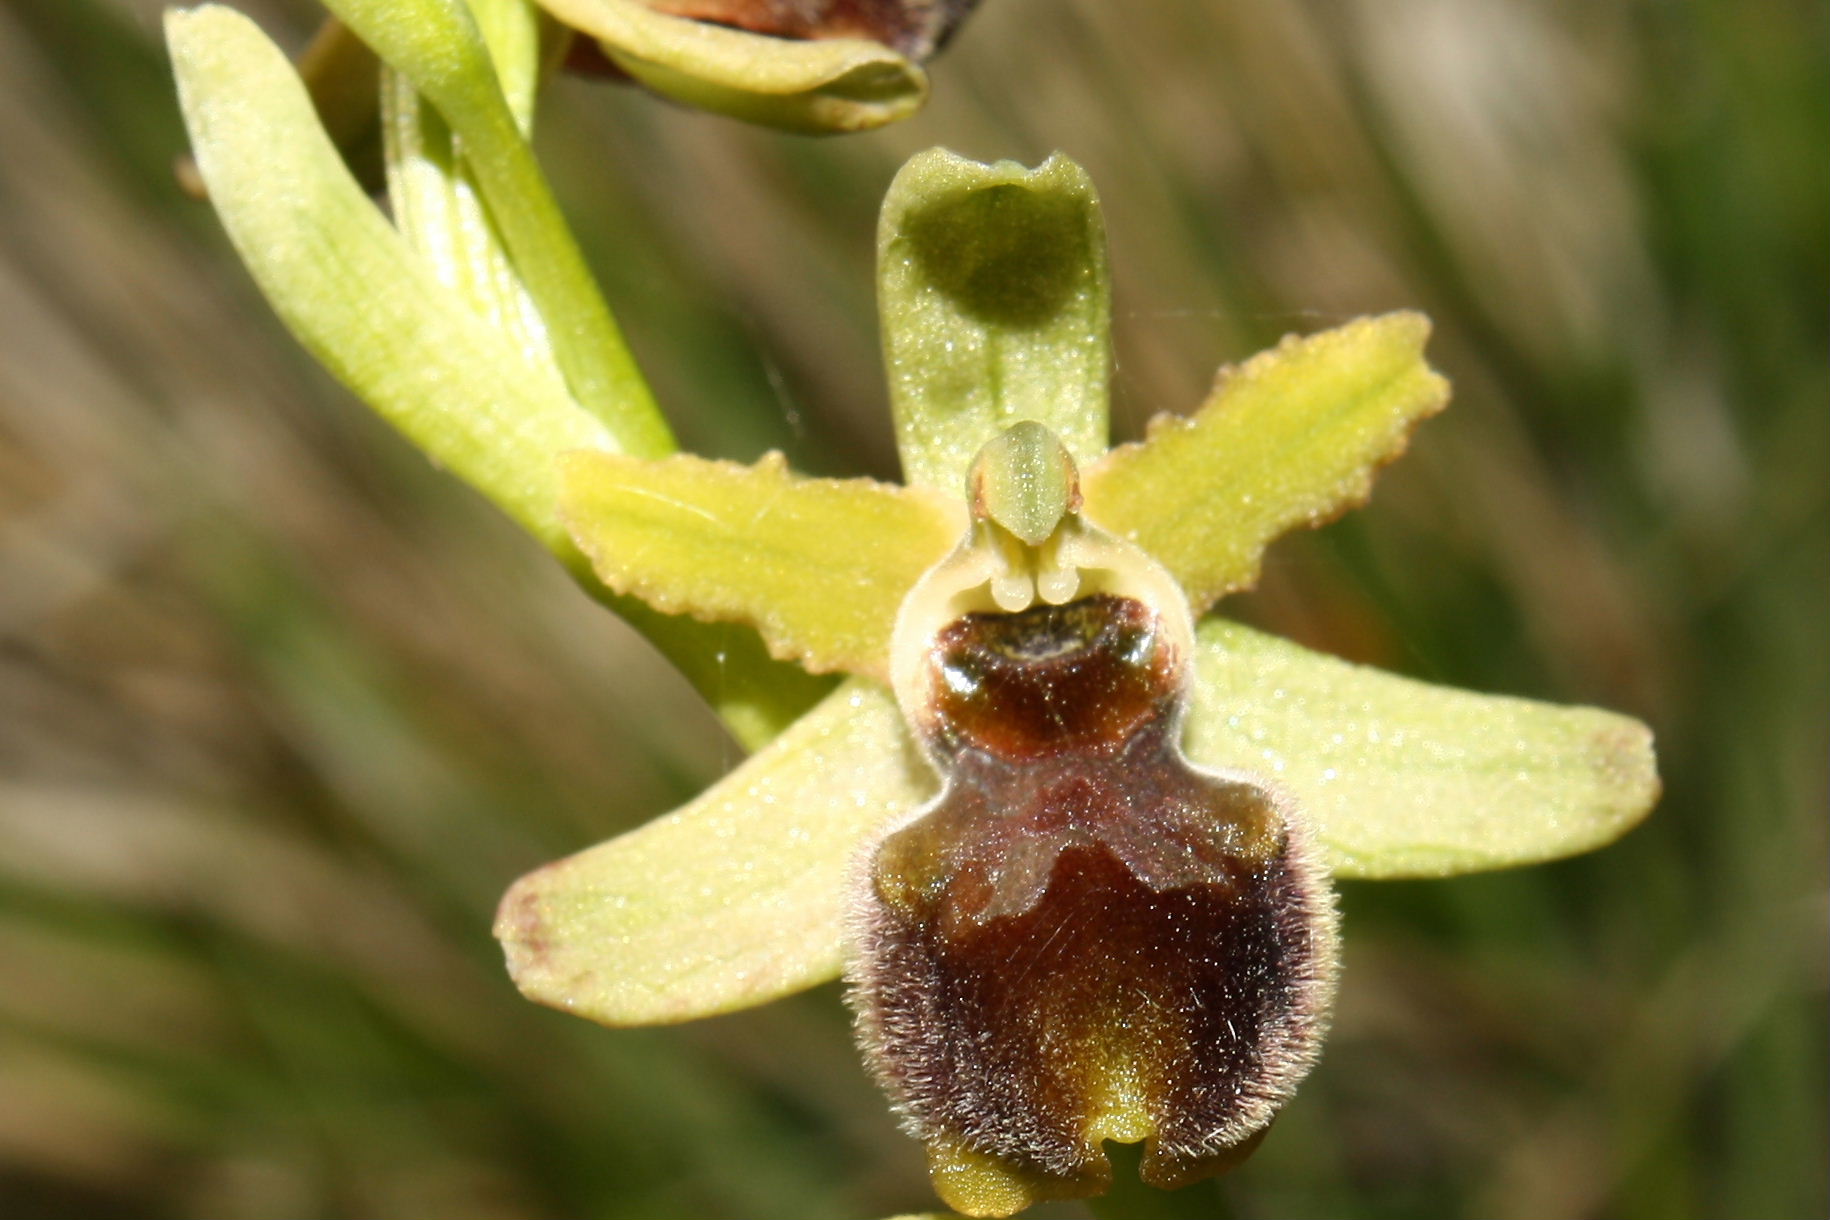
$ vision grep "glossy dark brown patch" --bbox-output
[921,595,1171,765]
[852,593,1336,1209]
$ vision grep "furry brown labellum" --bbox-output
[849,425,1339,1217]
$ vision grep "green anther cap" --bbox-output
[967,421,1082,545]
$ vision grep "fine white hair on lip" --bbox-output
[850,527,1338,1214]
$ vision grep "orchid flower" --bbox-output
[168,9,1657,1212]
[496,152,1659,1214]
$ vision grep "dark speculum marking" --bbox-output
[854,594,1336,1210]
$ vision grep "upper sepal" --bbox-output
[880,151,1112,491]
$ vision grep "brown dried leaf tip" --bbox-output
[850,428,1340,1216]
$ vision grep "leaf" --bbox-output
[167,4,609,552]
[496,679,931,1024]
[1083,313,1450,614]
[561,451,960,679]
[879,150,1111,492]
[542,0,929,133]
[1184,619,1660,878]
[319,0,671,453]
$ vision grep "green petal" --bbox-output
[320,0,672,454]
[496,679,931,1024]
[879,150,1111,492]
[542,0,928,133]
[1184,619,1660,878]
[561,451,960,678]
[168,4,608,552]
[1082,313,1450,614]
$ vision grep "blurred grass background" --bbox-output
[1,0,1824,1216]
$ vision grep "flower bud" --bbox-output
[545,0,981,131]
[631,0,980,60]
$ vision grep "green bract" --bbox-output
[169,2,830,749]
[501,149,1660,1027]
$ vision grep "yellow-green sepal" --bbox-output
[1083,313,1449,614]
[880,150,1111,492]
[542,0,929,133]
[561,450,960,679]
[496,679,930,1024]
[1185,619,1660,878]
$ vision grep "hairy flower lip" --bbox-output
[853,829,1337,1216]
[844,438,1342,1214]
